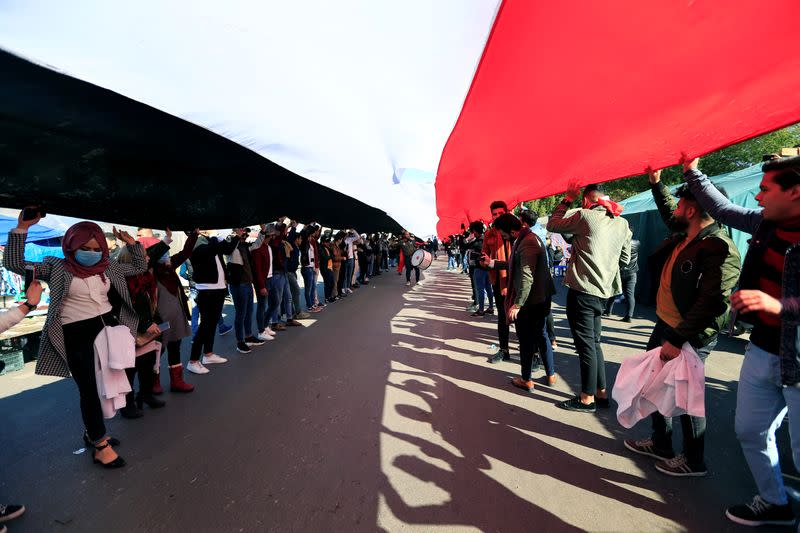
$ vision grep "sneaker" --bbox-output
[655,454,707,477]
[485,307,495,315]
[236,342,252,354]
[256,332,275,342]
[273,323,287,331]
[218,324,233,336]
[623,438,674,461]
[202,353,228,365]
[596,396,611,408]
[245,336,265,346]
[622,316,632,323]
[0,503,26,523]
[309,307,322,313]
[470,311,485,317]
[406,281,411,286]
[556,396,596,413]
[487,349,509,364]
[286,319,302,327]
[297,312,311,319]
[186,361,209,375]
[263,327,277,337]
[725,495,796,527]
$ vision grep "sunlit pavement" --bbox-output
[0,259,796,532]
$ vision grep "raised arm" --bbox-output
[4,209,54,280]
[648,168,679,228]
[683,158,762,234]
[170,230,199,268]
[546,181,586,234]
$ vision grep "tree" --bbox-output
[521,123,800,212]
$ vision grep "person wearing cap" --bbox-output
[683,155,800,527]
[547,182,632,413]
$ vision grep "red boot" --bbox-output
[169,364,194,393]
[152,371,164,395]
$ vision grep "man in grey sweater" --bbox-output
[547,182,632,412]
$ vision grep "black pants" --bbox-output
[321,268,334,300]
[468,267,476,303]
[516,300,553,380]
[191,288,227,361]
[126,350,156,396]
[405,262,420,282]
[605,272,637,318]
[647,319,715,467]
[63,314,116,443]
[546,313,556,342]
[492,284,510,351]
[566,289,607,395]
[167,340,182,366]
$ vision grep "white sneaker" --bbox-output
[202,353,228,365]
[262,327,277,337]
[186,361,209,375]
[257,332,275,341]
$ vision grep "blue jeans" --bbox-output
[735,343,800,505]
[191,288,227,335]
[281,274,293,319]
[302,266,315,309]
[343,258,355,290]
[267,273,288,325]
[287,272,302,316]
[228,283,254,342]
[448,255,456,269]
[473,269,493,312]
[256,291,269,331]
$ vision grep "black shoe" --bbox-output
[556,396,596,413]
[120,393,143,419]
[602,312,610,317]
[92,441,126,469]
[0,503,25,523]
[725,495,796,527]
[596,396,611,408]
[136,394,166,410]
[622,316,632,323]
[487,349,509,364]
[245,336,265,346]
[236,341,252,354]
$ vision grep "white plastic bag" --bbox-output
[613,343,705,429]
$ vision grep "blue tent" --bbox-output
[0,214,63,245]
[620,163,762,302]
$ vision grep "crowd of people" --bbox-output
[442,154,800,528]
[1,153,799,530]
[0,214,427,532]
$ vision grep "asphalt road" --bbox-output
[0,258,796,532]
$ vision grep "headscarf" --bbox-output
[62,221,110,280]
[137,236,161,250]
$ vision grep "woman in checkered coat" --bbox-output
[4,210,146,469]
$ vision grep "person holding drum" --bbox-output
[400,232,420,287]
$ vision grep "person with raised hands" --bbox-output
[4,208,145,469]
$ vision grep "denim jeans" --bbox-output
[302,266,315,309]
[343,258,355,290]
[267,272,288,325]
[281,273,293,318]
[228,283,254,342]
[448,255,457,270]
[473,269,493,312]
[646,320,714,467]
[566,288,606,395]
[604,272,637,318]
[256,291,269,331]
[287,272,302,316]
[735,342,800,505]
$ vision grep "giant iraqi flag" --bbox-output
[1,1,799,236]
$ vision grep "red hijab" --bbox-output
[62,222,110,280]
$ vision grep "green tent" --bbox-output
[619,163,762,302]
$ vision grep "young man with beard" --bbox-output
[684,155,800,527]
[624,168,740,478]
[547,182,632,412]
[488,213,556,390]
[482,201,513,363]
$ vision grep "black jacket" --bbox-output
[190,235,239,285]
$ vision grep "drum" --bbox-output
[411,249,433,270]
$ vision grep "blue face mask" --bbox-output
[74,250,103,267]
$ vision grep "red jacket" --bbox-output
[251,244,271,292]
[309,235,320,269]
